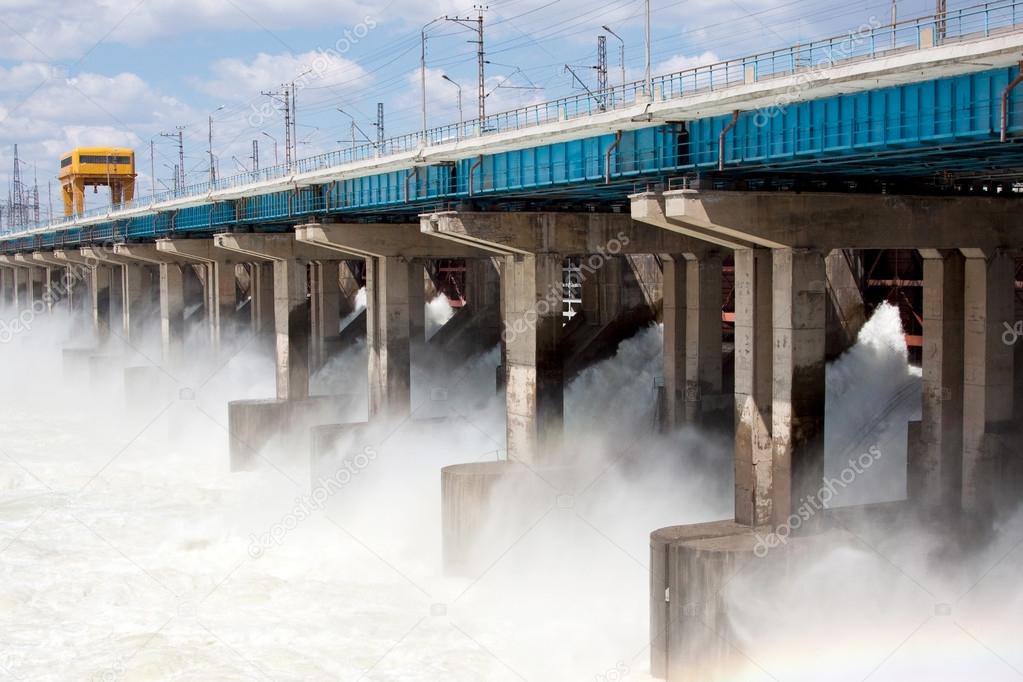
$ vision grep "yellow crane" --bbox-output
[59,147,136,216]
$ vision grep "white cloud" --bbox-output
[193,50,370,103]
[0,64,198,197]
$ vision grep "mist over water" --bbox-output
[0,298,1018,680]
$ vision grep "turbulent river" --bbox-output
[0,300,1020,681]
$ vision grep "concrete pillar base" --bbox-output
[227,396,352,472]
[651,522,851,681]
[441,460,573,577]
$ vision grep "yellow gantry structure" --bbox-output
[59,147,137,216]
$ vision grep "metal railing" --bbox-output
[9,0,1023,237]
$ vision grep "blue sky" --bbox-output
[0,0,942,218]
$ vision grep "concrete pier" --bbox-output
[632,189,1023,679]
[214,232,346,470]
[770,248,827,527]
[662,251,725,429]
[156,238,255,353]
[295,221,487,421]
[732,248,774,527]
[961,249,1015,516]
[917,250,966,509]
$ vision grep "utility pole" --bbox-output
[251,139,259,172]
[160,128,185,192]
[442,74,464,124]
[262,88,292,168]
[891,0,897,49]
[150,139,156,196]
[446,6,488,124]
[9,145,27,229]
[935,0,947,40]
[376,103,385,146]
[208,106,225,184]
[290,81,298,164]
[644,0,652,97]
[602,25,626,91]
[31,167,39,223]
[596,35,609,110]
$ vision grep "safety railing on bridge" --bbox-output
[8,0,1023,237]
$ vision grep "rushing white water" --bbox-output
[0,301,1016,680]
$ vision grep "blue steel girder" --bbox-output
[4,64,1023,254]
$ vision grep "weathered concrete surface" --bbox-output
[656,523,852,680]
[274,259,311,401]
[825,249,867,359]
[658,190,1023,250]
[961,249,1015,517]
[365,256,414,420]
[503,253,564,466]
[770,248,827,527]
[159,263,186,370]
[649,520,749,679]
[918,250,965,510]
[441,460,569,576]
[733,249,773,527]
[311,260,342,369]
[227,396,353,471]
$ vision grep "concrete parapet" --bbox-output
[227,395,352,471]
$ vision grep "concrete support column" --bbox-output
[917,250,965,509]
[825,249,866,359]
[0,268,14,307]
[91,265,113,343]
[250,261,274,335]
[409,260,426,349]
[122,263,154,341]
[214,262,238,348]
[311,260,341,367]
[733,249,774,527]
[685,253,724,423]
[582,254,622,325]
[14,267,29,309]
[159,263,186,370]
[274,259,310,401]
[503,253,563,465]
[961,250,1014,515]
[41,267,55,313]
[771,248,827,528]
[662,256,686,429]
[0,268,8,307]
[366,256,413,419]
